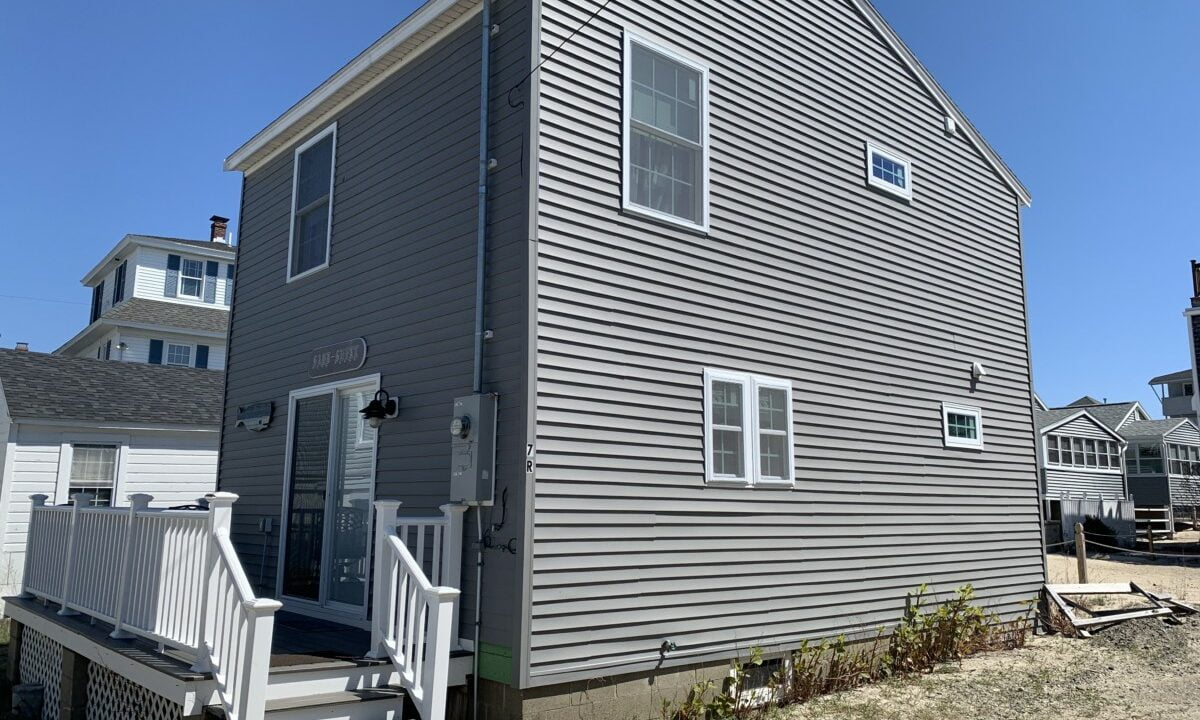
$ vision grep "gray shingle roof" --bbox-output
[1066,396,1102,407]
[105,298,228,334]
[1149,369,1193,385]
[0,349,223,426]
[1068,402,1140,432]
[1118,419,1186,442]
[1034,408,1086,431]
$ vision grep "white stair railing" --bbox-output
[370,501,463,720]
[199,493,283,720]
[20,491,278,720]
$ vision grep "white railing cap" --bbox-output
[205,491,240,507]
[424,586,461,601]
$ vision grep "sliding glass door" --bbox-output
[281,381,377,619]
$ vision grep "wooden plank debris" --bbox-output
[1043,583,1195,636]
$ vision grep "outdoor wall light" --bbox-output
[360,389,399,428]
[972,361,987,380]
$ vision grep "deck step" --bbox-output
[205,687,408,720]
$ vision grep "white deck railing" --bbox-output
[370,501,464,720]
[21,491,279,720]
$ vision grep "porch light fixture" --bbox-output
[360,389,399,428]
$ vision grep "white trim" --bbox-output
[703,368,795,488]
[164,341,195,368]
[79,235,235,286]
[864,141,913,201]
[941,402,984,449]
[621,30,711,234]
[224,0,482,174]
[8,418,217,433]
[1037,409,1126,443]
[278,373,381,624]
[55,434,131,506]
[846,0,1031,207]
[286,123,338,283]
[1043,433,1123,474]
[177,257,205,299]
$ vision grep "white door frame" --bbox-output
[277,373,379,628]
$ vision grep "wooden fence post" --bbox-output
[1074,522,1088,584]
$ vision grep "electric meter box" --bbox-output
[449,393,497,506]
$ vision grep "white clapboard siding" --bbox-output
[132,246,233,307]
[530,0,1042,684]
[119,334,227,370]
[0,423,218,598]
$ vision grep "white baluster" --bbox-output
[369,500,401,659]
[57,492,93,616]
[111,494,153,639]
[18,495,49,599]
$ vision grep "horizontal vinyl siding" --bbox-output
[1048,416,1112,440]
[1043,469,1125,499]
[221,0,531,655]
[530,0,1041,684]
[132,247,233,307]
[119,333,227,370]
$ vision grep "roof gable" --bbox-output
[1034,408,1124,442]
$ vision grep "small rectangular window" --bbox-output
[865,141,913,200]
[623,32,709,231]
[179,258,204,298]
[288,124,337,281]
[165,343,192,367]
[704,369,794,487]
[69,444,117,506]
[942,402,983,449]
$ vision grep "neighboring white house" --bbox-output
[0,348,221,601]
[55,216,235,370]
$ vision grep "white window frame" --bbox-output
[703,368,795,488]
[286,122,338,283]
[164,342,194,367]
[942,402,983,449]
[178,257,205,299]
[621,30,711,233]
[55,435,130,506]
[1045,434,1122,473]
[865,141,913,201]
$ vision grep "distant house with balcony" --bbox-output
[56,216,235,370]
[1150,369,1196,422]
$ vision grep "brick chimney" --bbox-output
[210,215,230,244]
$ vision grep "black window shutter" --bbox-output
[104,340,112,360]
[90,285,102,323]
[148,339,163,364]
[112,261,127,304]
[164,255,180,298]
[203,261,219,303]
[195,345,210,369]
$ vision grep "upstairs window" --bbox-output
[623,33,709,231]
[179,258,204,298]
[165,343,192,367]
[865,142,913,200]
[1046,434,1121,469]
[68,444,117,506]
[942,402,983,449]
[289,124,337,281]
[704,369,794,487]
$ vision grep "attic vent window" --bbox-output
[623,32,709,231]
[865,142,913,200]
[942,402,983,449]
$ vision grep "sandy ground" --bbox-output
[783,554,1200,720]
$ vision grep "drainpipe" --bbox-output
[472,0,493,395]
[471,4,493,720]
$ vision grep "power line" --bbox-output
[509,0,617,96]
[0,294,87,306]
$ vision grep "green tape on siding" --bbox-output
[479,643,513,684]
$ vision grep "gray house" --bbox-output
[2,1,1043,719]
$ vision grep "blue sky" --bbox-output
[1,1,1196,414]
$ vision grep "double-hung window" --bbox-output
[623,33,708,231]
[68,444,117,506]
[165,343,192,367]
[179,258,204,298]
[704,369,794,487]
[865,142,913,200]
[288,124,337,281]
[942,402,983,449]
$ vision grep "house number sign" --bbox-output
[309,338,368,378]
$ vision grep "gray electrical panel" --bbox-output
[449,393,497,506]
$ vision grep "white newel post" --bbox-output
[57,493,93,615]
[18,495,49,599]
[369,500,402,659]
[110,494,153,639]
[422,586,461,720]
[240,597,283,720]
[440,504,467,649]
[195,492,238,672]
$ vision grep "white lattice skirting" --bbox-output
[18,627,62,720]
[86,662,184,720]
